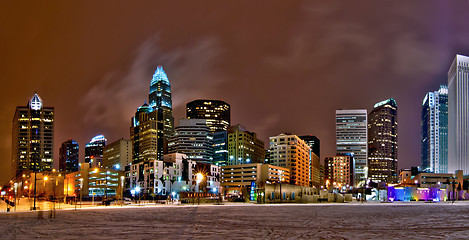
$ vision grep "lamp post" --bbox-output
[196,173,204,205]
[13,183,17,212]
[120,176,124,205]
[79,178,83,208]
[278,170,282,203]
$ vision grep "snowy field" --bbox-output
[1,202,469,239]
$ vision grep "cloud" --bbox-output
[80,35,225,131]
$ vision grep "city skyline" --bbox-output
[2,2,469,184]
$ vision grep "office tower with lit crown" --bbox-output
[59,139,79,173]
[269,133,311,187]
[103,138,132,171]
[335,109,367,186]
[227,125,265,165]
[85,135,107,168]
[186,100,230,132]
[11,93,54,178]
[421,85,448,173]
[168,119,214,164]
[368,99,398,183]
[448,54,469,173]
[149,66,174,140]
[130,102,164,164]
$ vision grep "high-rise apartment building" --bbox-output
[186,100,230,132]
[149,66,174,140]
[168,119,214,164]
[335,109,367,185]
[11,93,54,178]
[421,85,448,173]
[227,125,265,165]
[269,133,311,187]
[59,139,79,173]
[130,102,164,164]
[448,54,469,173]
[85,135,107,168]
[103,138,132,171]
[368,99,398,183]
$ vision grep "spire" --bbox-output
[29,92,43,111]
[151,66,169,86]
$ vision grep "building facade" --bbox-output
[368,99,398,183]
[168,119,214,164]
[448,54,469,173]
[125,153,221,198]
[221,163,290,196]
[11,93,54,179]
[324,155,353,187]
[227,125,265,165]
[64,163,124,199]
[103,138,132,171]
[186,99,230,133]
[149,66,174,140]
[269,133,311,187]
[335,109,367,186]
[421,85,448,173]
[59,139,79,173]
[85,135,107,168]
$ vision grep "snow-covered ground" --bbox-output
[1,201,469,239]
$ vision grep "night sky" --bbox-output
[1,1,469,184]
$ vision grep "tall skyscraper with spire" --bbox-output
[149,66,174,140]
[130,66,171,165]
[421,85,448,173]
[11,93,54,179]
[448,54,469,173]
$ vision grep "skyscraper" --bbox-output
[368,99,398,183]
[448,54,469,173]
[168,119,214,164]
[130,102,164,164]
[11,93,54,178]
[149,66,174,140]
[85,135,107,168]
[59,139,79,173]
[421,85,448,173]
[335,109,367,186]
[186,100,230,132]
